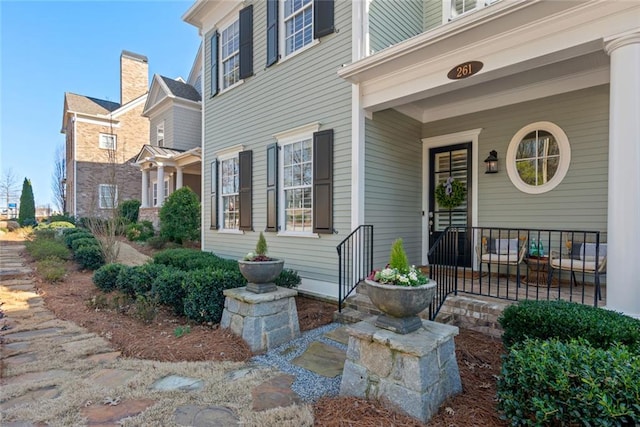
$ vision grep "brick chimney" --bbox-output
[120,50,148,105]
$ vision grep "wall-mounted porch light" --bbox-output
[484,150,498,174]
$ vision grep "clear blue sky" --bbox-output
[0,0,200,209]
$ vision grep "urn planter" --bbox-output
[364,279,437,334]
[238,259,284,293]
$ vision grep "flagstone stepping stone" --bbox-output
[251,374,301,411]
[174,405,239,426]
[85,351,121,364]
[2,327,64,341]
[0,385,60,411]
[3,352,38,367]
[323,326,350,345]
[292,341,346,378]
[1,422,48,427]
[81,398,156,426]
[4,341,30,351]
[4,369,70,385]
[88,369,138,389]
[150,375,204,391]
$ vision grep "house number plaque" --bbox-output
[447,61,483,80]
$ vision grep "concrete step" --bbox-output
[333,307,370,324]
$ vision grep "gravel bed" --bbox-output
[251,322,347,402]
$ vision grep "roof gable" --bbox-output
[142,74,201,117]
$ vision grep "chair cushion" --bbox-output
[580,243,606,262]
[487,238,519,255]
[550,258,599,272]
[481,253,519,264]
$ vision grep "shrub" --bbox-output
[93,263,127,292]
[48,214,76,224]
[497,338,640,426]
[119,199,141,223]
[153,248,230,271]
[275,269,301,289]
[159,187,200,244]
[133,294,159,324]
[147,235,166,250]
[33,228,57,241]
[25,238,71,261]
[74,245,104,270]
[183,268,245,324]
[63,229,93,248]
[388,238,410,271]
[71,237,99,252]
[38,221,75,229]
[36,257,66,282]
[125,221,154,242]
[499,300,640,352]
[116,263,168,297]
[151,269,188,315]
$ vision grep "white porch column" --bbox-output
[141,169,149,208]
[157,164,165,206]
[605,32,640,317]
[176,166,184,190]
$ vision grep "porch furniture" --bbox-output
[548,243,606,299]
[524,255,558,287]
[476,236,528,286]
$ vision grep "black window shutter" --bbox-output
[266,0,279,67]
[210,31,219,97]
[210,160,218,229]
[266,143,278,231]
[313,0,334,39]
[313,129,333,234]
[239,150,253,231]
[239,5,253,79]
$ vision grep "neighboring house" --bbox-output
[61,50,150,218]
[136,49,203,227]
[184,1,640,318]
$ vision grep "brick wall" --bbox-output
[120,52,148,105]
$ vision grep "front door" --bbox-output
[428,143,472,266]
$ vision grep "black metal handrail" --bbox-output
[337,225,373,312]
[426,226,464,319]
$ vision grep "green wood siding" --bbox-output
[369,0,424,54]
[173,106,201,151]
[365,109,423,268]
[423,85,609,231]
[202,0,352,286]
[423,0,443,30]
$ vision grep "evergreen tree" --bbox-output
[18,178,36,226]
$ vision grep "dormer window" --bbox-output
[156,122,165,147]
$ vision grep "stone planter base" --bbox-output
[220,287,300,353]
[246,282,277,293]
[375,314,423,335]
[340,319,462,423]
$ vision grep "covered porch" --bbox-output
[340,2,640,317]
[135,145,202,228]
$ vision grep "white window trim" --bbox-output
[99,133,117,150]
[276,122,320,238]
[98,184,118,209]
[506,121,571,194]
[279,0,316,61]
[156,121,165,147]
[217,10,244,94]
[217,149,243,232]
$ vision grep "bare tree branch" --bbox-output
[0,168,20,213]
[51,144,67,213]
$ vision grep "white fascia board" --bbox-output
[74,113,120,128]
[187,43,203,86]
[142,75,171,117]
[183,0,242,33]
[109,94,148,118]
[358,3,639,112]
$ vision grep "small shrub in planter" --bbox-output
[498,338,640,426]
[36,257,66,282]
[183,268,245,324]
[125,221,154,242]
[25,238,71,261]
[275,269,301,289]
[151,268,188,315]
[115,263,169,297]
[93,263,127,292]
[74,245,104,270]
[71,237,99,252]
[499,299,640,352]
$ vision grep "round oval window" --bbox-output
[506,122,571,194]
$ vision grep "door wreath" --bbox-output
[435,177,466,209]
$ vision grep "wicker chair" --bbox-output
[476,236,528,286]
[548,242,606,299]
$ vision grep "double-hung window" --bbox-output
[211,148,253,231]
[99,133,116,150]
[283,0,313,56]
[220,19,240,90]
[268,124,333,235]
[99,184,117,209]
[220,155,240,229]
[266,0,334,66]
[156,122,164,147]
[210,5,254,96]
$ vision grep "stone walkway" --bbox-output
[0,239,348,426]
